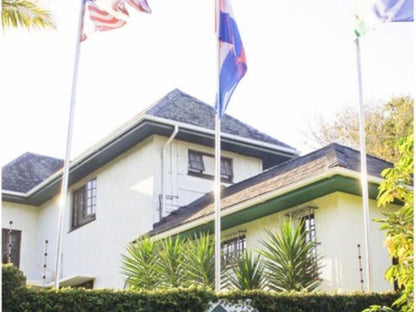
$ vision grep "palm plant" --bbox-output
[226,250,266,290]
[260,219,322,291]
[2,0,55,30]
[121,235,159,289]
[183,233,215,288]
[154,236,187,288]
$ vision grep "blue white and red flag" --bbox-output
[217,0,247,118]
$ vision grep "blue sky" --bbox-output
[1,0,413,166]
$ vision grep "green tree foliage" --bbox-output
[310,96,413,162]
[226,250,266,290]
[2,0,55,30]
[154,236,187,288]
[121,236,159,289]
[183,233,215,289]
[260,219,322,292]
[376,134,413,312]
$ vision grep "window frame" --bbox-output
[2,228,21,268]
[71,178,97,230]
[187,150,233,183]
[221,231,246,268]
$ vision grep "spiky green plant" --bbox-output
[121,235,159,289]
[226,250,266,290]
[155,236,187,288]
[2,0,55,30]
[260,219,322,291]
[183,233,215,288]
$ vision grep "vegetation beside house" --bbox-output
[2,264,399,312]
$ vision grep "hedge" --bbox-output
[3,265,399,312]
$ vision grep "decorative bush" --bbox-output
[2,264,26,310]
[3,265,399,312]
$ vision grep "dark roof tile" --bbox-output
[146,89,294,149]
[2,152,63,193]
[150,143,392,235]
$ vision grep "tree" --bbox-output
[260,219,322,292]
[309,96,413,162]
[377,134,413,312]
[2,0,55,30]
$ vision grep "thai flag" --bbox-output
[217,0,247,118]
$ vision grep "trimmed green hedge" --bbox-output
[2,264,26,310]
[221,291,399,312]
[2,265,399,312]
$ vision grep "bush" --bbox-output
[3,266,399,312]
[221,291,399,312]
[2,264,26,310]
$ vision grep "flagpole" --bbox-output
[355,37,372,292]
[53,0,85,289]
[214,0,222,293]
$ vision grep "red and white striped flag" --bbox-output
[112,0,151,16]
[82,0,150,41]
[87,0,126,31]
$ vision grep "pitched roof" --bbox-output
[146,89,294,150]
[2,152,63,193]
[150,143,392,235]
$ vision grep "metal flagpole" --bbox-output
[355,37,372,292]
[53,0,85,289]
[214,0,222,293]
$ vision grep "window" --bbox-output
[188,150,233,183]
[287,206,318,272]
[72,178,97,229]
[2,228,21,268]
[221,232,246,267]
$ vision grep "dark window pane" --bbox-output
[72,178,97,229]
[2,229,21,268]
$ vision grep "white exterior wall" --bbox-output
[60,136,158,289]
[2,134,264,289]
[1,202,40,283]
[152,135,263,219]
[221,192,397,292]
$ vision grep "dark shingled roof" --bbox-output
[150,143,392,235]
[2,152,63,193]
[146,89,294,150]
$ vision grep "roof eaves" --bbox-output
[150,167,385,238]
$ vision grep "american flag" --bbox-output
[82,0,150,41]
[112,0,151,16]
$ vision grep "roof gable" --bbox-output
[2,152,63,193]
[146,89,293,149]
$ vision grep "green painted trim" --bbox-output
[175,175,381,238]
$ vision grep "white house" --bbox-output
[2,89,397,292]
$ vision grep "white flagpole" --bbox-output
[53,0,85,289]
[214,0,222,293]
[355,37,372,292]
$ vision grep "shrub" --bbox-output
[226,251,266,291]
[183,233,215,289]
[260,219,322,291]
[121,235,159,289]
[2,264,26,310]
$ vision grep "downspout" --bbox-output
[160,125,179,221]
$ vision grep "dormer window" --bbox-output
[188,150,233,183]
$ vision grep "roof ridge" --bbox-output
[3,152,62,169]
